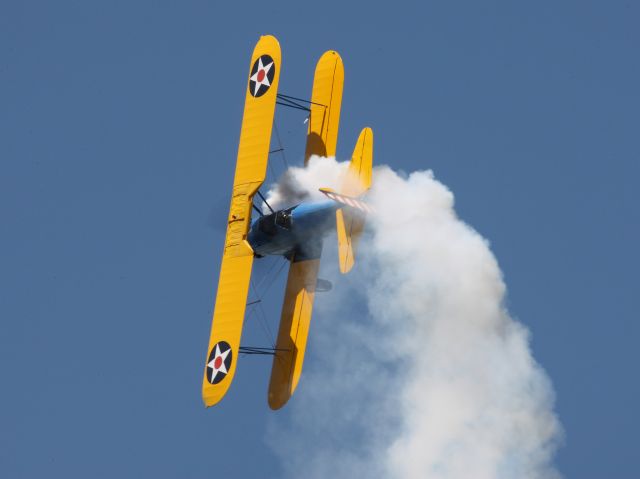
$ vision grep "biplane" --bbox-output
[203,35,373,409]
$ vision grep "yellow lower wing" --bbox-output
[268,258,320,409]
[267,51,344,409]
[202,35,281,407]
[304,51,344,163]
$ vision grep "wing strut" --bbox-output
[256,190,275,213]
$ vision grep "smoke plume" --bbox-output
[266,157,562,479]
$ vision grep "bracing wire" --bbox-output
[255,256,288,292]
[245,257,290,350]
[246,282,275,348]
[239,346,289,356]
[273,122,289,169]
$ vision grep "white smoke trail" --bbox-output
[264,155,349,210]
[266,157,563,479]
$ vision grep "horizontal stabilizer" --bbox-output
[319,188,374,213]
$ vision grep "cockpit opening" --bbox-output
[257,208,293,236]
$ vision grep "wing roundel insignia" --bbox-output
[248,55,275,98]
[206,341,233,384]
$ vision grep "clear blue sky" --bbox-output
[1,1,638,477]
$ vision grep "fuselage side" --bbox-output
[247,201,337,259]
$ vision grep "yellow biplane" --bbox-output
[203,35,373,409]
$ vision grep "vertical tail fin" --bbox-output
[336,127,373,273]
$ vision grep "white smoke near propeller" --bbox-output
[264,156,349,210]
[266,157,563,479]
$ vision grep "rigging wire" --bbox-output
[239,346,289,356]
[249,279,276,348]
[255,259,289,348]
[244,257,290,350]
[255,256,288,292]
[258,257,289,298]
[276,93,327,108]
[246,284,275,348]
[272,122,289,169]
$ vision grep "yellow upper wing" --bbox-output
[268,51,344,409]
[202,35,281,407]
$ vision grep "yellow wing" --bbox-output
[304,51,344,163]
[336,127,374,273]
[202,35,281,407]
[268,258,320,409]
[268,51,344,409]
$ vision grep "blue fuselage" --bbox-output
[247,201,338,260]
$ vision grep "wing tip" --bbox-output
[268,392,289,411]
[259,33,280,44]
[202,386,219,408]
[321,49,343,61]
